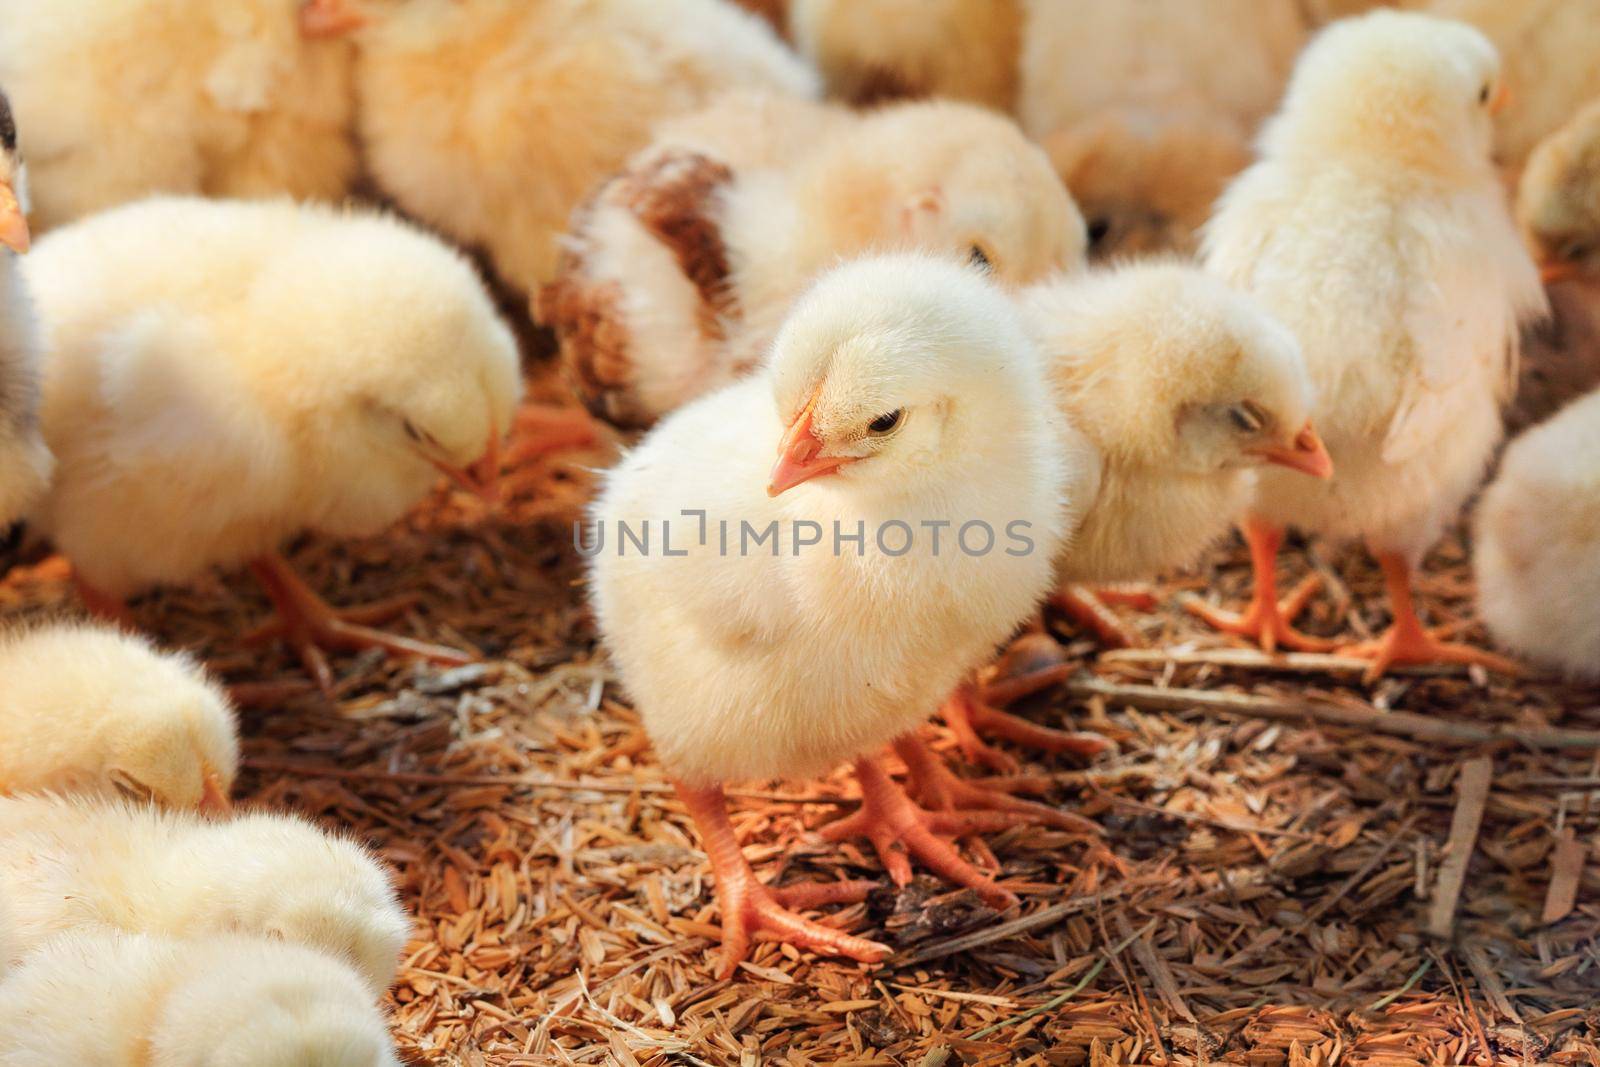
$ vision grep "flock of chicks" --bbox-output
[0,0,1595,1060]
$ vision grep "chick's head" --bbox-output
[272,211,522,528]
[0,625,237,811]
[151,937,399,1067]
[0,88,28,255]
[808,102,1087,284]
[189,812,409,994]
[1031,264,1328,480]
[1518,99,1600,284]
[767,253,1050,498]
[1262,10,1506,178]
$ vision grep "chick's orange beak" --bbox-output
[1489,81,1513,116]
[199,767,231,815]
[298,0,367,38]
[1251,421,1333,479]
[1540,259,1582,285]
[767,393,851,497]
[0,180,29,255]
[430,410,502,506]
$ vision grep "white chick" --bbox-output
[1424,0,1600,168]
[1517,96,1600,284]
[942,262,1328,771]
[1016,0,1306,145]
[0,88,52,527]
[0,929,399,1067]
[1196,10,1547,678]
[0,793,408,993]
[0,624,236,812]
[787,0,1022,109]
[591,255,1078,974]
[0,0,361,235]
[24,197,522,692]
[545,98,1086,430]
[1473,387,1600,678]
[356,0,818,301]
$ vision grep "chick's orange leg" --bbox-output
[1337,552,1523,684]
[895,737,1101,836]
[73,575,134,626]
[674,780,888,978]
[1051,584,1144,649]
[1184,517,1333,653]
[821,755,1023,910]
[246,554,472,693]
[944,684,1112,776]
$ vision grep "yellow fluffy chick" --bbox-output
[0,0,360,234]
[1043,107,1251,260]
[1424,0,1600,167]
[0,929,399,1066]
[1197,10,1547,678]
[0,624,236,812]
[0,88,52,528]
[545,97,1085,429]
[787,0,1021,108]
[1474,387,1600,678]
[1017,0,1305,144]
[1517,96,1600,284]
[357,0,817,299]
[0,793,408,993]
[24,197,521,691]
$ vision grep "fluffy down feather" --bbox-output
[0,624,237,810]
[589,255,1077,785]
[545,97,1085,430]
[357,0,817,298]
[0,793,408,994]
[1474,386,1600,678]
[1203,10,1546,562]
[0,929,399,1067]
[0,0,356,233]
[787,0,1021,109]
[1517,96,1600,282]
[23,197,521,598]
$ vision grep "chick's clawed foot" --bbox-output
[246,554,472,694]
[945,683,1112,776]
[675,781,888,978]
[895,737,1101,836]
[1051,584,1146,649]
[1184,518,1333,653]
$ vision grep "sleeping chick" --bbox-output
[1474,387,1600,678]
[787,0,1021,108]
[0,0,360,234]
[0,793,408,993]
[544,98,1086,430]
[1424,0,1600,167]
[0,929,399,1066]
[357,0,817,300]
[1043,107,1251,260]
[1017,0,1305,145]
[24,197,522,692]
[592,254,1081,975]
[1196,10,1547,677]
[0,88,51,528]
[0,624,236,812]
[1517,97,1600,284]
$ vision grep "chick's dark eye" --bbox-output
[1478,83,1491,105]
[867,409,904,436]
[1228,403,1264,434]
[1086,218,1111,246]
[401,419,425,444]
[968,244,992,271]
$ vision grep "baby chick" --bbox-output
[545,98,1086,430]
[0,89,51,529]
[787,0,1022,108]
[1017,0,1305,145]
[591,255,1079,973]
[0,793,408,993]
[357,0,817,301]
[1424,0,1600,167]
[1517,97,1600,284]
[0,624,236,811]
[1473,387,1600,679]
[945,263,1327,768]
[1043,107,1251,261]
[0,0,360,234]
[0,929,399,1066]
[1196,11,1547,678]
[24,197,521,691]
